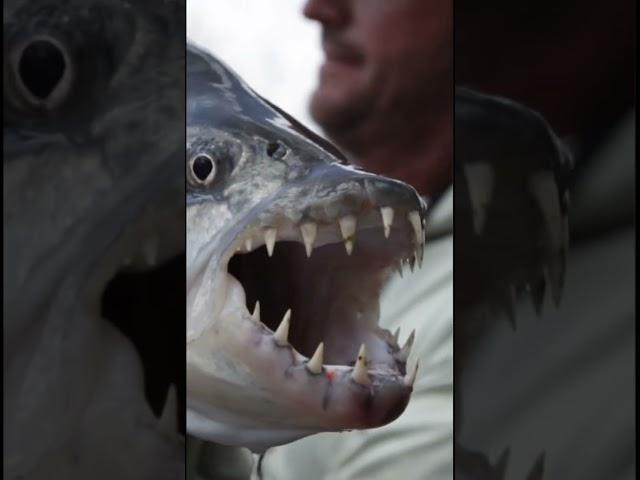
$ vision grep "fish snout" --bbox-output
[248,163,426,259]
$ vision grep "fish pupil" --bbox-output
[193,155,214,181]
[19,39,66,100]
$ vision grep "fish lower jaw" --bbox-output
[186,273,417,449]
[187,408,320,453]
[221,271,418,386]
[188,329,415,452]
[186,197,426,448]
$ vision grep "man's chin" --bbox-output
[310,75,371,144]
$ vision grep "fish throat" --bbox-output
[229,236,402,367]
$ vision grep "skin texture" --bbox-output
[3,1,185,478]
[186,43,427,453]
[303,0,453,195]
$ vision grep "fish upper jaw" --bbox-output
[186,169,426,450]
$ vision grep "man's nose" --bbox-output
[302,0,350,28]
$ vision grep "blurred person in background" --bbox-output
[455,1,635,478]
[260,0,454,478]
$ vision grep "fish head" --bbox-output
[186,44,427,452]
[4,1,185,478]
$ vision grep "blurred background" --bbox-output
[455,1,635,478]
[187,0,322,131]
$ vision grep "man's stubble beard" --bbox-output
[308,83,374,158]
[310,64,450,158]
[308,62,453,195]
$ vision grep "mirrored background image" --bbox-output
[454,1,635,478]
[3,1,186,478]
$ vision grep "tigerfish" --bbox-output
[186,42,427,452]
[4,1,186,479]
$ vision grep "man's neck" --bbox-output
[333,104,452,197]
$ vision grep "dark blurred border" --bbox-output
[453,1,635,478]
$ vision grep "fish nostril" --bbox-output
[267,141,287,159]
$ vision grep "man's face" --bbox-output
[303,0,452,138]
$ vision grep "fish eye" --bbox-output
[13,36,73,109]
[267,141,288,160]
[190,154,217,185]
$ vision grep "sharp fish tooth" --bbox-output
[306,342,324,374]
[393,327,401,345]
[407,211,423,245]
[380,207,394,238]
[143,236,158,266]
[397,329,415,362]
[464,162,495,234]
[529,172,563,253]
[416,245,425,269]
[339,215,357,255]
[264,228,277,257]
[159,384,178,432]
[300,223,317,258]
[409,255,416,273]
[273,309,291,345]
[244,237,253,252]
[395,260,404,278]
[251,301,260,322]
[404,360,419,387]
[352,344,370,385]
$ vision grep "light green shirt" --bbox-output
[258,188,454,480]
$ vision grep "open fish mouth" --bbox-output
[93,193,186,437]
[227,206,424,375]
[187,189,426,449]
